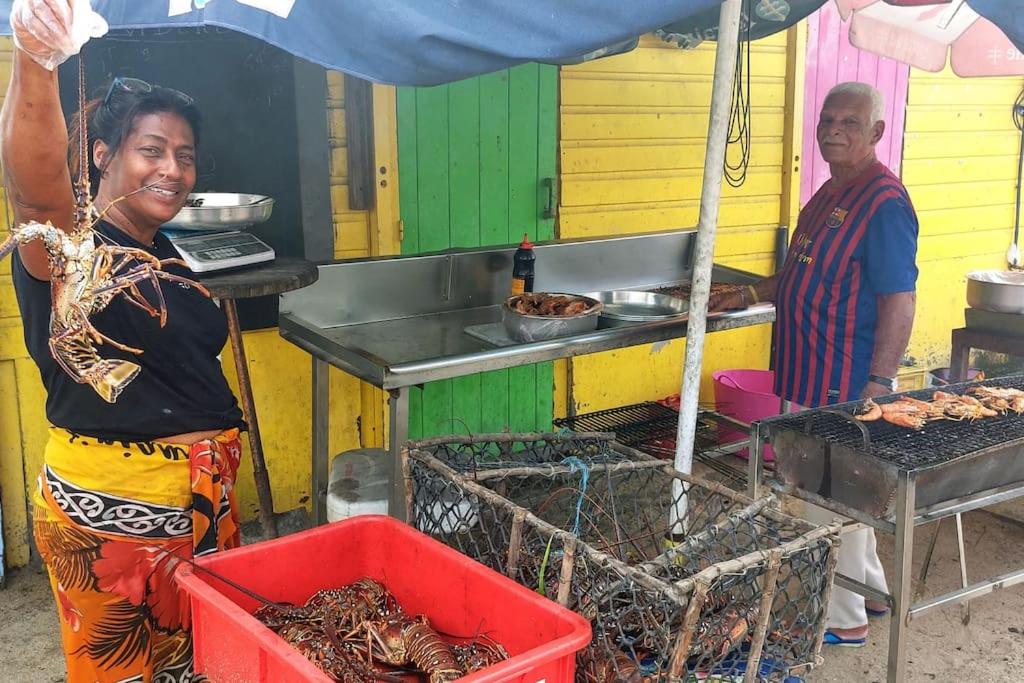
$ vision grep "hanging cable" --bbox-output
[724,0,753,188]
[1010,87,1024,268]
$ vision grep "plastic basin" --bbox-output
[712,369,782,461]
[178,515,591,683]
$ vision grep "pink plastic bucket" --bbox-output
[712,369,782,461]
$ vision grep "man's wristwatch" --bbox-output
[867,374,896,391]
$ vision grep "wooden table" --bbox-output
[949,327,1023,382]
[201,258,318,538]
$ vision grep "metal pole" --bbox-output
[311,356,330,526]
[387,387,410,522]
[673,0,744,477]
[222,298,278,539]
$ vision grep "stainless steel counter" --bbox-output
[278,230,775,522]
[281,302,772,389]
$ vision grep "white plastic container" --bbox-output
[325,449,389,522]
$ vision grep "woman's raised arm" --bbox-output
[2,0,77,280]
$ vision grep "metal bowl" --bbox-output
[163,193,275,231]
[586,290,687,327]
[502,293,602,342]
[966,270,1024,314]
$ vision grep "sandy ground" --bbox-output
[807,507,1024,683]
[3,507,1024,682]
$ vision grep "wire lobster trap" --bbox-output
[403,433,840,682]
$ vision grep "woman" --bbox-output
[3,3,246,681]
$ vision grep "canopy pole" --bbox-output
[673,0,744,479]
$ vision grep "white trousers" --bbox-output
[802,501,888,629]
[781,397,889,630]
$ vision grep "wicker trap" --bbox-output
[404,433,839,682]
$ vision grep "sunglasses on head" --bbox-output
[102,77,194,109]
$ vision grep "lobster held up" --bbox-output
[0,218,209,402]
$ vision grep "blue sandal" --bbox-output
[865,605,888,618]
[824,629,867,648]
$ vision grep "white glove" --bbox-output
[10,0,108,71]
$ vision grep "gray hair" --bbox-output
[825,82,885,124]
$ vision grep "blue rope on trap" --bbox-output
[536,454,591,596]
[560,455,590,538]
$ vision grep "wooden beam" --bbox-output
[779,21,807,236]
[345,74,376,210]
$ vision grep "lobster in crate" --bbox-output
[253,577,509,682]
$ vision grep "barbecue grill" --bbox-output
[747,375,1024,683]
[553,402,750,489]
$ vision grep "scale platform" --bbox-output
[164,229,275,273]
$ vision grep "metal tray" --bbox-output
[163,193,274,231]
[587,290,687,326]
[967,270,1024,314]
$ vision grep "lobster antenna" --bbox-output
[75,52,90,229]
[91,174,170,229]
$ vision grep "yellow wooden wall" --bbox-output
[0,52,399,566]
[0,38,37,570]
[559,33,801,411]
[901,68,1024,366]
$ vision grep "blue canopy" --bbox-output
[969,0,1024,54]
[0,0,724,86]
[1,1,1018,86]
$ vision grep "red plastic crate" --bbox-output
[177,515,591,683]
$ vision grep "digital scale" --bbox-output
[162,192,277,273]
[163,229,276,272]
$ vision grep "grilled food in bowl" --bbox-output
[502,293,602,342]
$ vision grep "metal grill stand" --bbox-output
[746,377,1024,683]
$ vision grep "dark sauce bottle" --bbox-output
[510,234,535,295]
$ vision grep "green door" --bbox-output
[397,64,557,438]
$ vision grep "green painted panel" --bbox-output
[479,71,510,246]
[397,88,419,256]
[397,65,557,438]
[448,78,481,248]
[415,86,451,253]
[478,70,512,434]
[448,78,483,433]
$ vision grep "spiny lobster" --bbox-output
[254,578,509,682]
[0,56,207,402]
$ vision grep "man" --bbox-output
[711,82,918,646]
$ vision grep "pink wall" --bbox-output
[801,3,910,204]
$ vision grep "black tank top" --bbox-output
[12,220,245,441]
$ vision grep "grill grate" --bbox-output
[554,402,681,445]
[652,282,744,300]
[553,402,724,448]
[762,375,1024,471]
[554,403,748,488]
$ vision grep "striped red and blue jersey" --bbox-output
[773,161,918,407]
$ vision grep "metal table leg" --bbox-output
[949,329,972,383]
[222,298,278,539]
[311,356,330,526]
[955,512,971,625]
[915,518,943,599]
[888,473,917,683]
[388,387,410,523]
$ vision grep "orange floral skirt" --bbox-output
[32,427,242,683]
